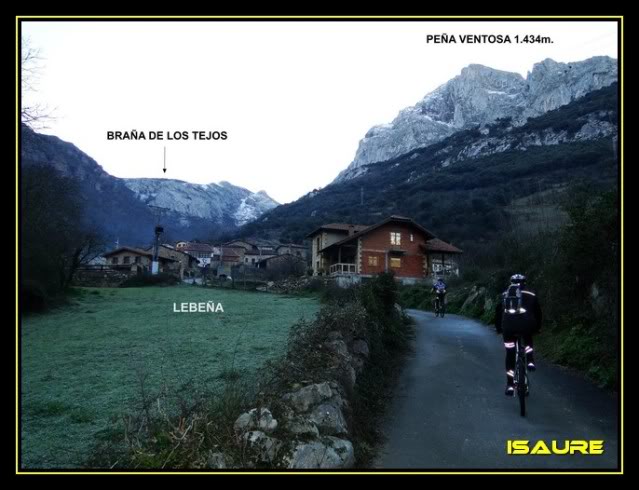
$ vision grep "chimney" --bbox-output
[348,224,355,236]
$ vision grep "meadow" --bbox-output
[20,286,319,469]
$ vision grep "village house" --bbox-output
[257,253,306,271]
[424,239,463,276]
[211,246,244,277]
[102,246,178,275]
[257,253,307,280]
[209,238,307,277]
[306,215,462,285]
[223,238,280,267]
[175,242,215,267]
[151,244,200,279]
[276,243,309,260]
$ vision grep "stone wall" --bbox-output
[73,268,134,287]
[216,304,377,469]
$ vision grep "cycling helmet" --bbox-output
[510,273,526,285]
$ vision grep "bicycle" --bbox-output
[433,293,446,317]
[513,335,530,417]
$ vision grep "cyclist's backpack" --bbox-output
[503,284,524,313]
[501,284,536,335]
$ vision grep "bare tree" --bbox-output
[61,230,107,289]
[21,37,54,129]
[22,165,106,295]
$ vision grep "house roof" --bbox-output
[244,250,277,256]
[305,223,369,238]
[251,238,281,247]
[257,253,306,265]
[181,242,215,252]
[222,238,281,251]
[152,245,198,262]
[103,246,152,258]
[276,243,307,249]
[222,240,256,249]
[219,247,244,258]
[103,246,179,262]
[318,216,438,253]
[421,239,463,255]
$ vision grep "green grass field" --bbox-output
[21,286,319,469]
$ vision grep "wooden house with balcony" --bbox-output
[305,215,462,285]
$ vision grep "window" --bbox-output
[111,257,119,265]
[134,256,141,264]
[368,255,379,266]
[390,257,402,268]
[316,236,321,251]
[390,232,401,245]
[123,256,130,264]
[410,234,414,242]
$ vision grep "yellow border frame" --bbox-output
[15,14,624,476]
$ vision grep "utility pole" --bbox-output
[151,225,164,274]
[148,205,169,275]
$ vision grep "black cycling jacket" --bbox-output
[494,287,542,334]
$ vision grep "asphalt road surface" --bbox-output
[376,310,619,470]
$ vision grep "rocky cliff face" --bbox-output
[435,110,617,169]
[523,57,617,118]
[123,179,278,228]
[336,56,617,181]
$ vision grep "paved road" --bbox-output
[376,310,619,470]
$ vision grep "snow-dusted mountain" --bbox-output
[336,56,618,181]
[123,178,278,228]
[20,125,279,243]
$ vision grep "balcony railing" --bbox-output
[329,263,357,275]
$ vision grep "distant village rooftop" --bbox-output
[103,246,154,258]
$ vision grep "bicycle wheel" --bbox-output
[517,349,527,417]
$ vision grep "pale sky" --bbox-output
[21,20,618,203]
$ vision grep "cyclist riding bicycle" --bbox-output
[494,274,542,396]
[432,277,448,310]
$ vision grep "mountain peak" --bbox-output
[459,63,524,81]
[124,178,279,228]
[335,56,618,182]
[462,63,491,72]
[537,57,560,66]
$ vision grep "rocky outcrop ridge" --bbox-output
[336,56,617,181]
